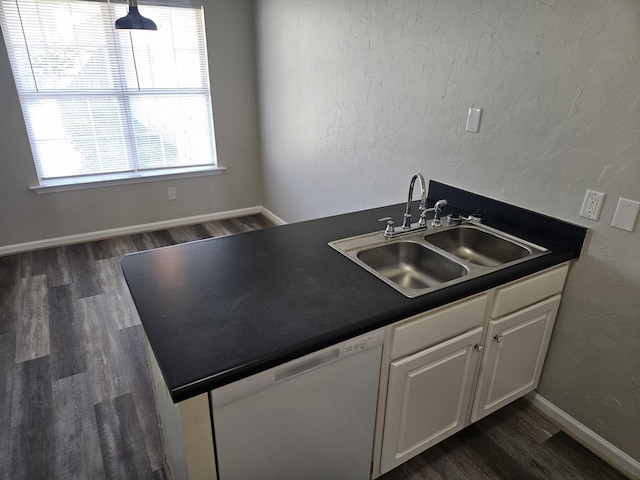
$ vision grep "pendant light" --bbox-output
[115,0,157,30]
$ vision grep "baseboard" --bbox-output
[259,208,287,226]
[0,206,286,256]
[525,392,640,480]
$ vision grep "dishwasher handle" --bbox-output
[211,349,341,408]
[275,348,340,382]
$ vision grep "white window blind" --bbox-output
[0,0,217,184]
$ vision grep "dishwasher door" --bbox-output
[210,329,384,480]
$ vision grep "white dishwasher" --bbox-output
[210,328,384,480]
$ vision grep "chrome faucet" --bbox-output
[432,199,448,227]
[402,173,427,229]
[377,174,448,238]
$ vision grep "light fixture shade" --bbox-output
[115,1,157,30]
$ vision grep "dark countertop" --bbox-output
[121,182,587,403]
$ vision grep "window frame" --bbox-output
[0,0,224,193]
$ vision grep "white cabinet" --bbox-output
[470,294,561,422]
[375,263,569,477]
[380,327,483,473]
[377,294,488,474]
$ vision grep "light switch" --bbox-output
[466,107,482,133]
[611,198,640,232]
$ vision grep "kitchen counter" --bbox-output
[121,181,586,403]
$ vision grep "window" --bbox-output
[0,0,219,190]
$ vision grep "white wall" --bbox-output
[0,0,262,248]
[256,0,640,462]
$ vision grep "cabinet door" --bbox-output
[471,295,561,423]
[380,327,483,474]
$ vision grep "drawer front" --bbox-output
[390,294,488,360]
[491,264,569,319]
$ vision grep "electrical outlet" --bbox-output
[167,186,178,200]
[579,190,605,220]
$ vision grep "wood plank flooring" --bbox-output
[379,399,629,480]
[0,214,274,480]
[0,214,629,480]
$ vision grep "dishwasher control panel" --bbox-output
[211,328,385,408]
[342,328,385,357]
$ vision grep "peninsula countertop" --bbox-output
[121,182,586,402]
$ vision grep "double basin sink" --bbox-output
[329,222,549,298]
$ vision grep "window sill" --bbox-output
[30,166,226,194]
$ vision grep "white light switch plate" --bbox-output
[611,198,640,232]
[466,107,482,133]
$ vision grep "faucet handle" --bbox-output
[418,208,431,226]
[431,199,448,228]
[378,217,395,238]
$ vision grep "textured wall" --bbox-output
[0,0,262,247]
[256,0,640,461]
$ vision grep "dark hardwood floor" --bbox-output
[0,214,629,480]
[379,399,629,480]
[0,215,274,480]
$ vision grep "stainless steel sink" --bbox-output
[357,242,468,291]
[329,222,548,298]
[424,225,532,266]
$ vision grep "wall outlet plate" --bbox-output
[579,190,605,220]
[611,198,639,232]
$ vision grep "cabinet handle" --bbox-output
[474,344,484,352]
[494,334,504,343]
